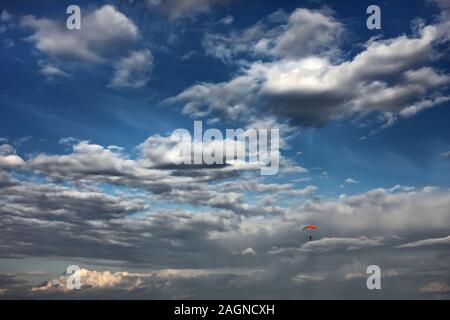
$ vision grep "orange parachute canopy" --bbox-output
[302,225,317,230]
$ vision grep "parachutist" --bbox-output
[302,225,317,242]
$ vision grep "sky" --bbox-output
[0,0,449,299]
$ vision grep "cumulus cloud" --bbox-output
[27,138,264,190]
[136,118,305,177]
[27,140,140,179]
[18,138,292,216]
[0,154,24,168]
[31,269,127,292]
[165,65,265,121]
[109,49,153,89]
[21,5,139,63]
[168,7,450,129]
[298,187,450,235]
[202,8,343,63]
[25,140,202,197]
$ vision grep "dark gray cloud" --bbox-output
[1,133,449,299]
[2,244,449,299]
[2,166,449,268]
[1,161,450,298]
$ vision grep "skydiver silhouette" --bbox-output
[309,235,312,241]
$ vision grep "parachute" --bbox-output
[302,225,317,241]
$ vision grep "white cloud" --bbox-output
[21,5,139,63]
[23,139,285,216]
[165,63,266,120]
[219,15,234,25]
[109,49,153,89]
[31,269,127,292]
[270,8,344,59]
[30,267,217,293]
[345,178,359,184]
[27,140,138,178]
[396,235,450,248]
[137,129,283,175]
[219,181,292,193]
[169,8,450,129]
[241,247,257,256]
[301,236,383,252]
[291,185,317,196]
[296,186,450,235]
[0,144,15,156]
[291,273,325,284]
[0,155,24,168]
[203,8,344,63]
[39,64,70,80]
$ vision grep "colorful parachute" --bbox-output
[302,225,317,241]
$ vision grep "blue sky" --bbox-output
[1,0,450,195]
[0,0,450,299]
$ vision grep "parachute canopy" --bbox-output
[302,225,317,230]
